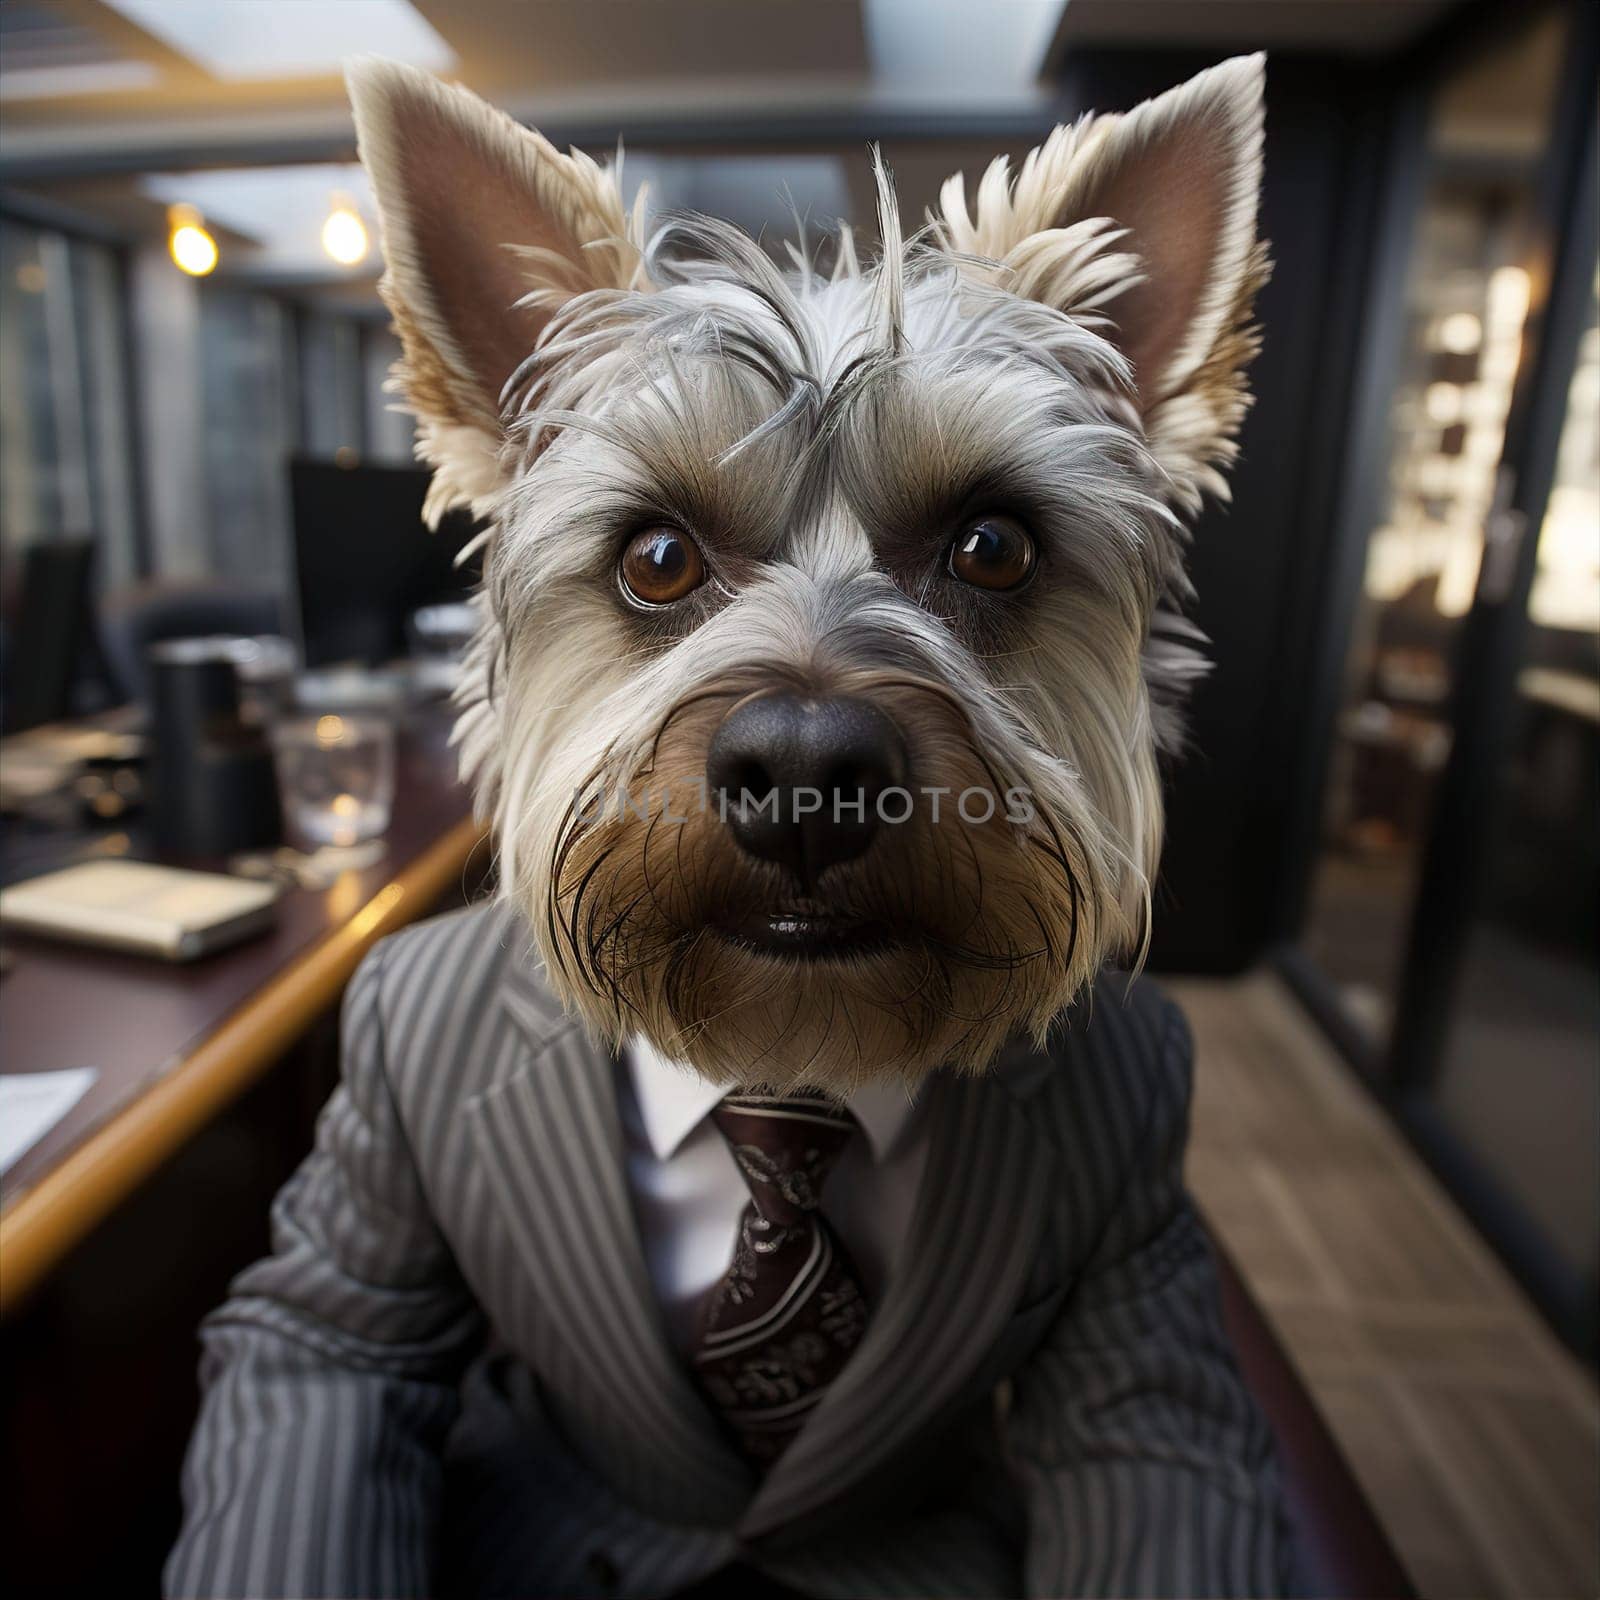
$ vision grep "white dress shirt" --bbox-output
[617,1035,932,1351]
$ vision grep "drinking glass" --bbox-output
[270,714,396,848]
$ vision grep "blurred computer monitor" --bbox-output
[289,456,481,668]
[2,538,95,734]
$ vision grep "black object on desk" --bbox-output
[148,639,282,858]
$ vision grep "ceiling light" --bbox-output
[1424,382,1464,425]
[167,204,217,276]
[1437,312,1482,354]
[143,165,372,276]
[321,198,369,266]
[1487,266,1532,329]
[102,0,454,82]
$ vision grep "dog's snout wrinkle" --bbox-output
[706,693,909,883]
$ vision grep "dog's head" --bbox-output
[349,55,1268,1092]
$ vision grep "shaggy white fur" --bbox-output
[345,54,1269,1089]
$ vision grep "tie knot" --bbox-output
[710,1092,856,1226]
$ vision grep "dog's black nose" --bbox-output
[707,694,909,880]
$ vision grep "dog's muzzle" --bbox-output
[705,693,909,883]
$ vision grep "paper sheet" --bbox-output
[0,1068,97,1175]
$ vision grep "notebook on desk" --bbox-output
[0,860,279,962]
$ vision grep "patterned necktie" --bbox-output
[691,1092,870,1467]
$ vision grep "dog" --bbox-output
[351,50,1268,1094]
[168,55,1294,1600]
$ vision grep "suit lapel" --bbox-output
[739,1063,1059,1539]
[468,954,1058,1537]
[465,973,754,1517]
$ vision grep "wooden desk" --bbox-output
[0,713,486,1315]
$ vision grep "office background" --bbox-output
[0,3,1595,1596]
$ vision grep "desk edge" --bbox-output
[0,816,488,1317]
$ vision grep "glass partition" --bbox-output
[1432,269,1599,1280]
[1300,8,1569,1045]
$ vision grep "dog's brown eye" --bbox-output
[620,525,706,605]
[948,515,1035,591]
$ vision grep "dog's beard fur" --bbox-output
[543,669,1100,1097]
[348,54,1268,1091]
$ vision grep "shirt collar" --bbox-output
[625,1034,921,1164]
[626,1034,725,1161]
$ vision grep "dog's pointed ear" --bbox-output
[936,54,1269,507]
[347,58,640,518]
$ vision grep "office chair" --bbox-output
[99,579,283,706]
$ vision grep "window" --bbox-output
[197,284,295,589]
[0,217,138,589]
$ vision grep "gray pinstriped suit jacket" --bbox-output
[166,901,1293,1599]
